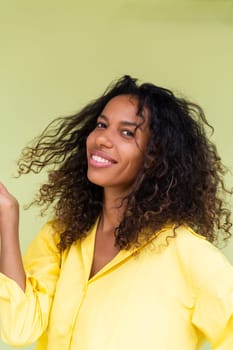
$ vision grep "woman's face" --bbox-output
[86,94,150,194]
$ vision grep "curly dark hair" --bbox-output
[18,75,232,251]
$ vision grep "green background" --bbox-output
[0,1,233,349]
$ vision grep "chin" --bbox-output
[87,173,104,187]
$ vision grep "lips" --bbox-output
[91,154,112,164]
[89,150,117,168]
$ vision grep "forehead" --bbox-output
[103,95,138,114]
[102,95,149,123]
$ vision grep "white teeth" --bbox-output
[92,155,112,164]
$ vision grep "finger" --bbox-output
[0,183,10,195]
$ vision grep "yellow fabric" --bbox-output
[0,221,233,349]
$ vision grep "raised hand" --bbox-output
[0,183,19,237]
[0,183,25,291]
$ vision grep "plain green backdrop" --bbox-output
[0,1,233,349]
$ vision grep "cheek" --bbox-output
[124,149,145,174]
[132,155,144,173]
[86,132,94,150]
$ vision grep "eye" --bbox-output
[96,121,106,129]
[121,129,135,137]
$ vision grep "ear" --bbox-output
[144,154,156,170]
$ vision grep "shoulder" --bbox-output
[172,225,229,264]
[34,220,61,247]
[166,225,233,289]
[23,221,61,264]
[38,220,61,245]
[151,224,207,253]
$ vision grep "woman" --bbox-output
[0,75,232,349]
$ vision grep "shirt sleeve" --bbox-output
[0,221,61,346]
[177,229,233,349]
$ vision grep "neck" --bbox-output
[100,188,128,233]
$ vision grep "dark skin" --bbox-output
[86,95,150,278]
[0,94,150,287]
[89,203,120,279]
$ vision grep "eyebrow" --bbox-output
[98,114,140,128]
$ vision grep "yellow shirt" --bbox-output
[0,220,233,350]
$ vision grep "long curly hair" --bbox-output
[18,75,232,251]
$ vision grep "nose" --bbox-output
[95,130,113,148]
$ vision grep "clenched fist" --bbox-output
[0,183,25,290]
[0,183,19,238]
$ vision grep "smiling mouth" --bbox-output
[91,154,113,165]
